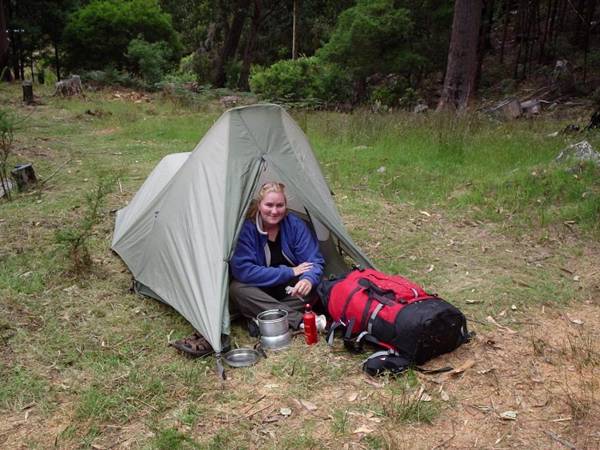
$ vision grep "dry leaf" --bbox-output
[465,299,482,304]
[363,378,384,388]
[347,392,359,402]
[419,210,431,217]
[280,407,292,416]
[499,410,518,420]
[486,316,517,334]
[440,390,450,402]
[427,264,435,273]
[300,400,317,411]
[567,314,584,325]
[420,393,432,402]
[353,425,375,434]
[450,359,475,375]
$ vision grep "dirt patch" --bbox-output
[4,302,597,449]
[93,127,121,136]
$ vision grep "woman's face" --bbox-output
[259,191,286,227]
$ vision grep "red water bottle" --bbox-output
[303,303,318,345]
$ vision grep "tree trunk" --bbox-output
[499,0,511,64]
[437,0,485,111]
[211,0,251,88]
[476,0,494,89]
[582,0,597,81]
[292,0,298,59]
[0,0,11,81]
[238,0,262,91]
[54,40,61,81]
[539,0,555,63]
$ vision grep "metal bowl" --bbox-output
[260,330,292,350]
[223,348,260,368]
[257,309,289,336]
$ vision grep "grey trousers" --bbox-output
[229,280,307,329]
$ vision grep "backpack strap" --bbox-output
[367,303,384,334]
[326,320,343,346]
[340,285,364,324]
[358,277,408,305]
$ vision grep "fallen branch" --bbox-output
[37,158,72,189]
[246,402,273,419]
[544,431,577,450]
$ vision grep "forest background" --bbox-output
[1,0,599,109]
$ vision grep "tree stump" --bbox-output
[54,75,84,96]
[489,98,522,120]
[22,81,34,104]
[11,163,37,191]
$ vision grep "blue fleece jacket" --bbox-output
[230,213,324,288]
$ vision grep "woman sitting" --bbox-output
[230,182,325,330]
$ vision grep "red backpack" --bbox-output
[318,268,471,374]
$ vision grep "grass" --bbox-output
[306,109,600,233]
[1,81,599,448]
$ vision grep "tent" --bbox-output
[112,104,373,356]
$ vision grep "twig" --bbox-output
[544,431,577,450]
[464,316,487,326]
[246,402,273,419]
[432,421,456,449]
[37,158,72,188]
[130,398,159,412]
[240,394,266,415]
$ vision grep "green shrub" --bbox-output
[249,57,352,104]
[127,38,172,85]
[63,0,180,71]
[317,0,414,82]
[82,68,139,88]
[55,175,116,273]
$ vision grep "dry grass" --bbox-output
[1,83,599,449]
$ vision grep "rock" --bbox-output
[555,140,600,166]
[55,75,84,96]
[413,103,429,114]
[521,99,541,115]
[490,98,521,119]
[220,95,241,108]
[561,124,580,134]
[587,109,600,130]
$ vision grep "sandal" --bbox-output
[170,332,214,358]
[169,332,232,358]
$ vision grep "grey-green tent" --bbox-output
[112,104,373,354]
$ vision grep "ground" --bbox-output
[1,85,599,449]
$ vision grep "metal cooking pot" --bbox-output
[260,330,292,350]
[257,309,289,337]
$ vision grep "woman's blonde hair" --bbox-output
[247,182,287,219]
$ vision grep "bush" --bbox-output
[317,0,414,81]
[82,68,139,88]
[369,77,410,109]
[63,0,180,71]
[127,38,172,85]
[249,57,352,104]
[55,175,116,273]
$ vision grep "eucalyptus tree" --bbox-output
[317,0,415,101]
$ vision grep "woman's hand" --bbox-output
[290,279,313,297]
[292,262,313,277]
